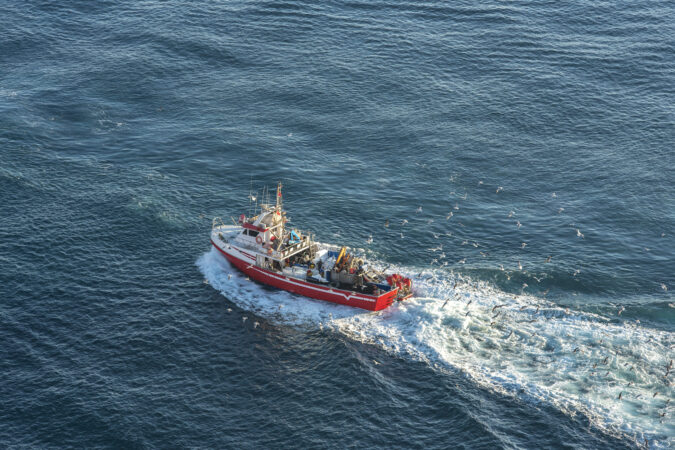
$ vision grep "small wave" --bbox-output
[197,248,674,448]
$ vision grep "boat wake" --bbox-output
[197,248,673,448]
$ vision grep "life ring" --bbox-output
[256,235,263,245]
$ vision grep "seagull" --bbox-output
[552,192,557,198]
[557,207,564,214]
[416,206,423,214]
[458,258,466,264]
[384,220,389,228]
[661,283,668,291]
[242,316,248,323]
[478,180,484,185]
[454,203,460,210]
[516,221,522,229]
[576,229,584,239]
[573,269,580,277]
[573,347,579,353]
[508,210,515,218]
[518,260,523,270]
[545,256,552,263]
[618,306,625,315]
[442,299,450,308]
[446,211,453,219]
[496,186,503,193]
[618,392,622,400]
[253,321,259,329]
[522,283,528,289]
[401,219,408,226]
[521,242,527,249]
[400,233,405,239]
[366,235,373,244]
[227,308,232,312]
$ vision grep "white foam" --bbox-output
[197,248,674,448]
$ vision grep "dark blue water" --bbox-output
[1,1,673,448]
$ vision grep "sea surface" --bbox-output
[1,0,673,448]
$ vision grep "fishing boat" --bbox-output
[210,183,413,311]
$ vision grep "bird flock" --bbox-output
[359,174,673,438]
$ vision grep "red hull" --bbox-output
[211,240,399,311]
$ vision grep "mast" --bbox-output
[276,181,283,213]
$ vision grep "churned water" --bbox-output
[1,1,673,448]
